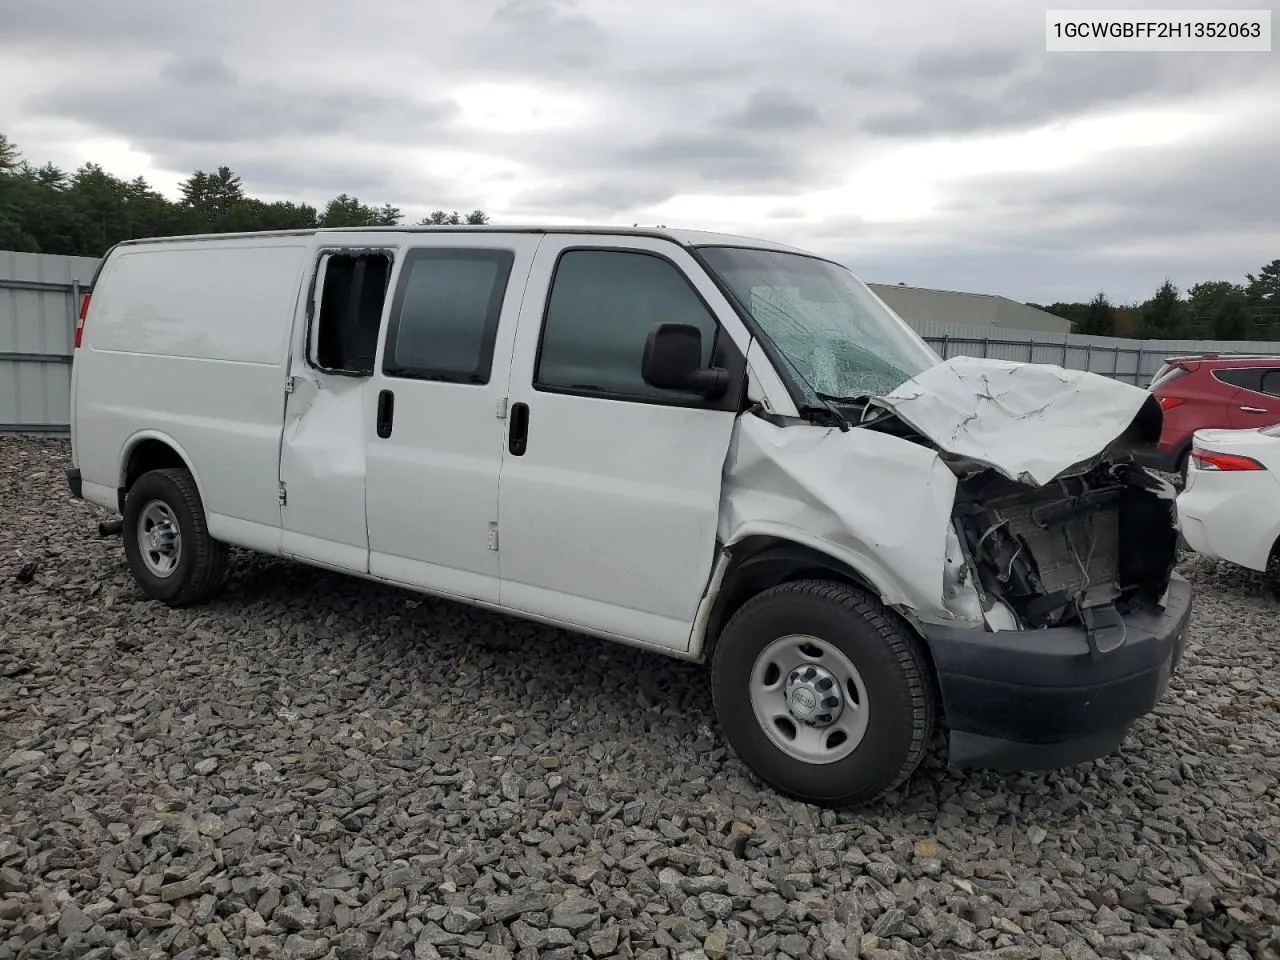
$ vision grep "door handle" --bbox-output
[1240,405,1268,414]
[509,402,529,456]
[376,389,395,438]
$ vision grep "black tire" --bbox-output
[122,468,228,607]
[711,579,937,808]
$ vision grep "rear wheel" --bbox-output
[711,579,937,807]
[122,468,228,606]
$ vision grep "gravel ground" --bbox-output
[2,435,1279,960]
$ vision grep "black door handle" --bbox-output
[376,389,395,438]
[509,402,529,455]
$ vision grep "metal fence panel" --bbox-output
[913,318,1280,386]
[0,251,99,432]
[4,250,1280,433]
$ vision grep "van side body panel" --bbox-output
[73,238,310,553]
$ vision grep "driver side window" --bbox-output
[534,249,718,401]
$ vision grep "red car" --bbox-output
[1142,353,1280,476]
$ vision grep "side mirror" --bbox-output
[641,323,730,398]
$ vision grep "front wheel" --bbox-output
[711,579,937,807]
[122,468,229,607]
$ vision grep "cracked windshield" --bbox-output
[699,246,940,404]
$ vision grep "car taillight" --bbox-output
[1190,448,1266,471]
[74,293,90,348]
[1157,396,1185,411]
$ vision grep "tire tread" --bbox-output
[712,578,938,807]
[124,468,228,607]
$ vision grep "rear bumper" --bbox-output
[1178,470,1280,572]
[922,574,1193,770]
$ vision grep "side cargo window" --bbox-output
[534,249,720,402]
[382,248,515,384]
[310,250,393,376]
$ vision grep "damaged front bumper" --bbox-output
[922,573,1192,770]
[724,355,1194,771]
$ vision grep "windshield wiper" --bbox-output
[798,401,853,432]
[816,392,872,406]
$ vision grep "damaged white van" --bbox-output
[67,226,1192,806]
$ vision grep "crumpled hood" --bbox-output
[868,356,1163,486]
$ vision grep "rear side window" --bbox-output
[1214,367,1265,391]
[382,248,515,384]
[312,250,393,375]
[535,249,718,400]
[1261,369,1280,397]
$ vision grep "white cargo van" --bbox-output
[67,226,1192,806]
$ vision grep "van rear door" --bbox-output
[279,245,396,572]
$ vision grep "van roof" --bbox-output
[109,224,815,256]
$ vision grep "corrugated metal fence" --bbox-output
[3,249,1280,434]
[909,318,1280,386]
[1,251,101,433]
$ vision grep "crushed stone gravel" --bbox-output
[2,435,1279,960]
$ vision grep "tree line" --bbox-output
[0,132,488,258]
[5,132,1278,343]
[1029,267,1280,343]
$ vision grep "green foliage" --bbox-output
[0,132,487,257]
[1136,278,1188,338]
[0,133,21,172]
[1187,281,1249,340]
[1040,267,1280,343]
[1245,259,1280,338]
[1077,290,1116,336]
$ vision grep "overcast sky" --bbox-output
[2,0,1276,304]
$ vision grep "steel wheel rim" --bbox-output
[137,500,181,578]
[749,634,870,765]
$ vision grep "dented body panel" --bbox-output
[870,356,1164,486]
[716,413,964,625]
[278,372,370,573]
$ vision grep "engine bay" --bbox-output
[951,457,1180,652]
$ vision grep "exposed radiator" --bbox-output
[983,487,1121,607]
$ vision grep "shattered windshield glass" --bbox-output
[698,246,939,404]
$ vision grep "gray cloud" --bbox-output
[158,56,236,88]
[506,179,680,217]
[24,57,459,146]
[486,0,607,71]
[720,88,823,131]
[863,51,1273,137]
[912,45,1023,82]
[622,133,808,184]
[0,0,1275,305]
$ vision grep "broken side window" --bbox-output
[311,251,393,376]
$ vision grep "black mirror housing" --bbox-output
[642,323,730,398]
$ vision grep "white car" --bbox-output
[66,224,1192,807]
[1177,424,1280,582]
